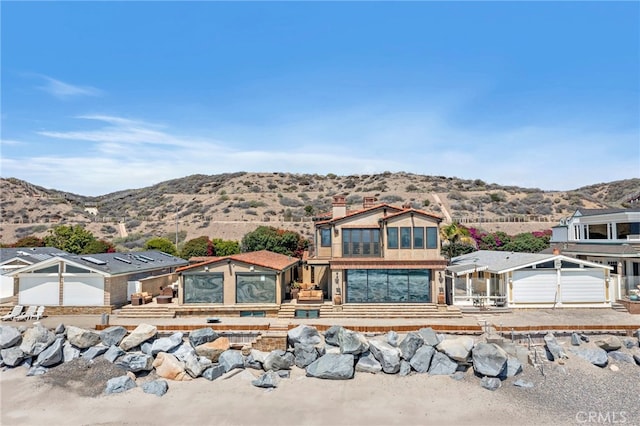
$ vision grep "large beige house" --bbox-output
[305,196,448,304]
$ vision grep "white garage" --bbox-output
[63,276,105,306]
[19,275,61,306]
[448,250,612,309]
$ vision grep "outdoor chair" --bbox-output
[31,306,45,321]
[1,305,24,321]
[15,306,37,321]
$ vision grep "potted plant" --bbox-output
[290,282,301,300]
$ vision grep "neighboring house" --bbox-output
[447,250,613,308]
[6,251,187,311]
[548,208,640,298]
[176,250,300,305]
[306,196,447,304]
[0,247,70,303]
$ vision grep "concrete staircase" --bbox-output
[611,301,629,313]
[319,303,462,319]
[116,305,176,318]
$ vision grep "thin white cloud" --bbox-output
[2,109,638,195]
[37,75,103,99]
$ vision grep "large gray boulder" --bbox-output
[368,340,401,374]
[99,326,128,347]
[634,353,640,366]
[142,380,169,397]
[202,364,226,381]
[245,349,268,370]
[410,345,436,373]
[594,336,622,352]
[472,343,508,377]
[608,351,635,364]
[117,353,154,372]
[386,331,399,347]
[418,327,441,347]
[428,351,458,375]
[399,360,412,376]
[355,352,382,374]
[324,325,344,347]
[151,332,183,356]
[81,345,109,361]
[0,346,26,367]
[571,333,581,346]
[63,341,80,363]
[27,366,48,376]
[188,328,219,348]
[104,345,125,363]
[306,353,354,380]
[119,324,157,351]
[54,324,65,335]
[105,375,136,394]
[622,338,637,349]
[569,347,608,367]
[35,337,64,367]
[480,377,501,391]
[252,371,280,388]
[20,324,55,356]
[399,332,424,361]
[263,350,295,371]
[294,343,319,368]
[543,333,567,360]
[506,357,523,377]
[218,350,244,372]
[0,325,22,349]
[437,337,474,363]
[338,329,369,355]
[288,325,322,347]
[66,326,101,349]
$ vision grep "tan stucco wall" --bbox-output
[106,276,128,307]
[140,273,178,296]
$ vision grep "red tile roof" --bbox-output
[177,250,300,272]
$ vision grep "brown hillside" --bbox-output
[1,173,638,248]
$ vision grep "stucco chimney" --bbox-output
[363,196,377,209]
[332,195,347,219]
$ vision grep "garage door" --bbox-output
[63,276,105,306]
[512,270,557,304]
[19,276,60,306]
[561,270,605,303]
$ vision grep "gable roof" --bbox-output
[0,247,70,266]
[8,250,188,276]
[573,208,640,217]
[178,250,299,273]
[448,250,611,275]
[315,203,442,226]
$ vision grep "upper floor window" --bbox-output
[400,227,412,249]
[413,227,424,249]
[387,227,399,249]
[426,227,438,249]
[320,228,331,247]
[343,229,380,257]
[587,224,607,240]
[617,222,640,240]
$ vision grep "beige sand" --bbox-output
[1,365,566,426]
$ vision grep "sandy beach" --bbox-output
[2,351,638,426]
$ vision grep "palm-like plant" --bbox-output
[440,222,476,260]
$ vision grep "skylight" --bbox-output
[81,256,107,265]
[114,256,132,264]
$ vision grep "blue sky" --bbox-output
[1,1,638,196]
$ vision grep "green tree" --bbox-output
[144,237,177,256]
[241,226,308,257]
[501,232,549,253]
[12,236,45,247]
[43,225,97,254]
[81,239,116,254]
[440,222,476,260]
[212,238,241,256]
[180,236,214,259]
